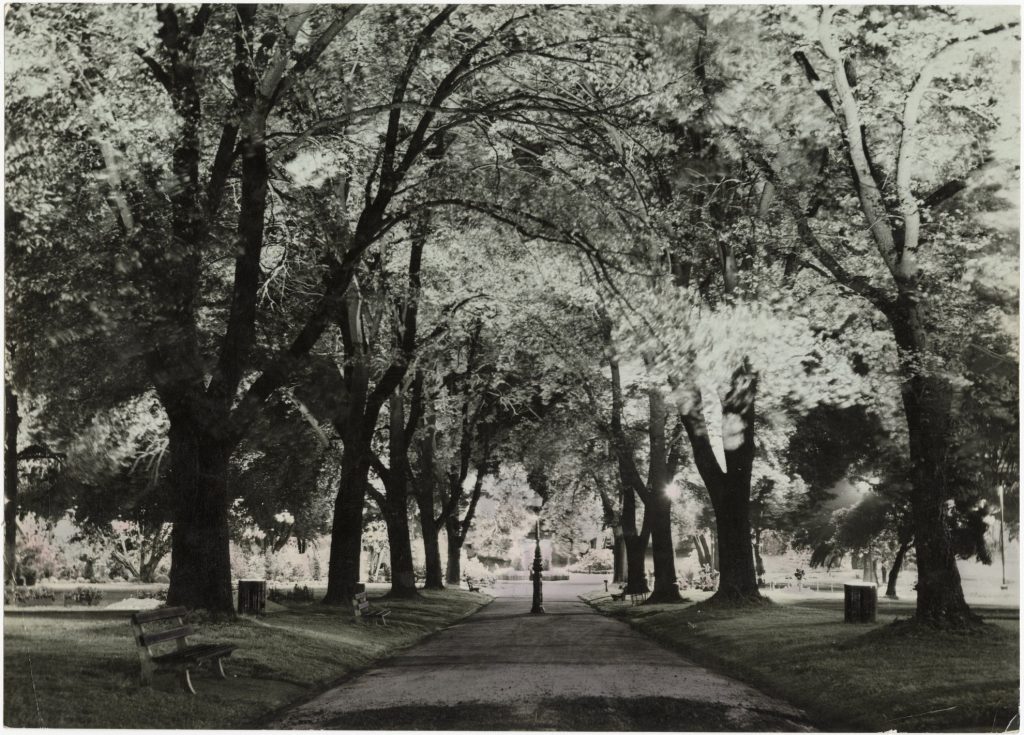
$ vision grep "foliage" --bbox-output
[461,558,496,586]
[567,548,614,574]
[4,584,58,605]
[268,585,315,603]
[2,4,1016,617]
[64,587,105,606]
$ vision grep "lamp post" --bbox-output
[528,503,544,614]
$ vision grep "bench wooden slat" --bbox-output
[352,592,390,624]
[130,607,234,694]
[132,606,188,624]
[140,625,193,647]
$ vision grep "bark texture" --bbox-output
[4,385,19,582]
[679,366,762,604]
[886,540,912,599]
[165,419,234,615]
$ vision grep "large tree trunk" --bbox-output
[381,493,417,598]
[165,419,235,615]
[888,298,977,626]
[4,384,19,583]
[680,369,762,605]
[620,484,649,594]
[646,494,681,602]
[376,392,419,599]
[323,444,370,605]
[645,389,682,604]
[710,478,760,602]
[623,536,649,594]
[445,523,463,586]
[886,540,911,599]
[417,498,445,589]
[611,529,626,584]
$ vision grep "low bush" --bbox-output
[269,584,314,603]
[567,548,613,574]
[64,587,105,606]
[4,584,58,605]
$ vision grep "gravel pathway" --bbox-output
[266,585,813,731]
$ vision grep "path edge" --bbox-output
[250,593,496,730]
[578,593,828,732]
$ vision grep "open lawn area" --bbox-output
[583,591,1019,732]
[4,589,489,729]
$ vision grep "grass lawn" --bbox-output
[583,591,1019,732]
[4,589,489,728]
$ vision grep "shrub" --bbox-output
[16,520,64,583]
[154,574,170,584]
[65,587,104,606]
[567,548,614,574]
[4,585,57,605]
[696,564,719,591]
[463,558,496,585]
[268,584,314,603]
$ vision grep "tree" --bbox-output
[767,7,1018,626]
[6,4,362,613]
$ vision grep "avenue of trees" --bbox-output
[5,4,1019,629]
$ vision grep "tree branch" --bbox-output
[896,20,1019,278]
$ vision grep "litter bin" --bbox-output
[844,583,877,623]
[237,579,267,615]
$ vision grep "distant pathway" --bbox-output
[266,584,812,731]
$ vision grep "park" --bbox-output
[3,3,1021,731]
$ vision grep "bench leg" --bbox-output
[215,658,228,680]
[179,668,196,695]
[139,659,155,687]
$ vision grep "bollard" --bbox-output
[237,579,267,615]
[844,583,877,623]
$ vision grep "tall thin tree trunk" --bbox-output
[623,537,649,594]
[413,397,444,589]
[4,384,19,583]
[417,498,444,589]
[445,524,463,586]
[886,540,911,599]
[377,392,419,598]
[753,529,765,584]
[382,493,417,598]
[165,418,235,615]
[620,485,649,594]
[646,493,681,602]
[862,550,877,584]
[695,534,711,568]
[645,389,682,604]
[323,444,370,605]
[611,529,626,584]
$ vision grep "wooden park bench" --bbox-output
[130,606,235,695]
[464,575,481,593]
[610,586,648,605]
[352,591,391,625]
